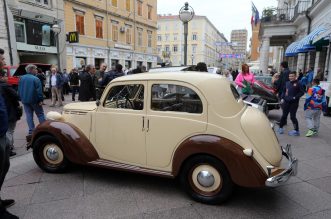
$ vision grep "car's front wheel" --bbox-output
[180,155,234,204]
[33,135,69,173]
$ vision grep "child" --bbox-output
[304,79,327,137]
[278,71,305,136]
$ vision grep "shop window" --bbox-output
[14,22,25,43]
[76,14,85,35]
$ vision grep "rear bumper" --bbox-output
[265,144,298,187]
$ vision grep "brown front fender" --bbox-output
[30,121,99,164]
[172,135,267,187]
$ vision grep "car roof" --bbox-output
[148,66,195,73]
[113,72,225,86]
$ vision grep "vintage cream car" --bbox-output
[28,72,297,204]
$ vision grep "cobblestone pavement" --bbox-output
[3,96,331,218]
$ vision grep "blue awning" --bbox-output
[297,26,327,53]
[285,41,300,57]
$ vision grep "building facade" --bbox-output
[260,0,331,79]
[231,29,248,64]
[157,15,232,69]
[4,0,65,68]
[64,0,158,71]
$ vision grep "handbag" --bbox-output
[242,79,252,95]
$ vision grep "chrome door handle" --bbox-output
[142,116,145,131]
[146,119,149,132]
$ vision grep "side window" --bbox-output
[151,84,202,114]
[104,84,144,110]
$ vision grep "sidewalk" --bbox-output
[4,98,331,218]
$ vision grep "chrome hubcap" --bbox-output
[197,170,215,187]
[46,147,59,161]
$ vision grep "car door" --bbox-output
[95,81,147,165]
[145,81,208,169]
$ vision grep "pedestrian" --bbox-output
[62,69,70,95]
[278,71,304,136]
[235,63,256,95]
[304,78,327,137]
[298,69,303,81]
[306,67,314,88]
[79,64,96,101]
[314,68,325,81]
[18,64,46,137]
[69,68,80,101]
[101,64,124,87]
[0,48,18,218]
[276,61,290,98]
[96,63,107,86]
[195,62,208,72]
[36,68,46,93]
[223,69,233,82]
[49,65,64,107]
[0,72,21,157]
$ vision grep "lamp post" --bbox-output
[191,54,194,65]
[179,2,194,66]
[52,23,61,71]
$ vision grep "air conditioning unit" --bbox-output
[120,27,126,33]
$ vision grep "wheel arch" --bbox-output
[31,121,99,164]
[172,135,267,187]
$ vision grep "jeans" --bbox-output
[279,101,299,131]
[0,135,9,191]
[71,86,79,101]
[5,121,16,149]
[23,103,46,135]
[305,109,322,131]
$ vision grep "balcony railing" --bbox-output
[261,0,313,24]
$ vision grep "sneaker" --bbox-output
[278,128,284,134]
[288,130,300,136]
[0,199,15,208]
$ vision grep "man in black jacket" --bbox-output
[79,65,96,101]
[278,71,304,136]
[69,68,80,101]
[101,64,124,87]
[277,61,290,98]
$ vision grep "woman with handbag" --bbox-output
[235,64,256,95]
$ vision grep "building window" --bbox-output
[126,28,132,44]
[126,0,131,11]
[137,0,143,16]
[192,45,197,53]
[157,35,162,41]
[173,45,178,53]
[14,22,25,43]
[147,32,152,48]
[157,46,161,53]
[165,34,169,41]
[173,34,178,41]
[112,0,117,7]
[192,33,197,41]
[148,5,152,20]
[165,45,170,52]
[138,30,143,46]
[95,19,103,39]
[112,24,118,42]
[76,14,85,35]
[35,0,49,6]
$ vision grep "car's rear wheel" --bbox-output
[33,135,69,173]
[180,155,234,204]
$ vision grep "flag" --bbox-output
[251,2,260,26]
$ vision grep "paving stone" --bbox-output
[306,156,331,174]
[24,197,84,219]
[142,206,201,219]
[1,183,36,207]
[30,175,84,204]
[276,182,331,213]
[303,209,331,219]
[308,176,331,195]
[3,168,43,188]
[296,161,331,181]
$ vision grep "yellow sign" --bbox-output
[67,32,79,43]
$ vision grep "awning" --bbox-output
[285,41,300,57]
[297,26,327,53]
[312,28,331,48]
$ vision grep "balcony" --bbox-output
[261,1,312,24]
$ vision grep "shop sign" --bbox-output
[114,43,132,50]
[67,32,79,43]
[17,42,57,54]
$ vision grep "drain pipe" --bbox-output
[3,0,13,65]
[303,9,312,72]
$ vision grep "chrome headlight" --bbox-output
[46,111,63,121]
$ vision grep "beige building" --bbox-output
[157,15,232,68]
[231,29,248,66]
[64,0,158,70]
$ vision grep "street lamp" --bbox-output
[191,54,194,65]
[52,23,61,71]
[179,2,194,66]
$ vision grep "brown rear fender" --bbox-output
[172,135,267,187]
[31,121,99,164]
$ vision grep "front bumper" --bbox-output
[265,144,298,187]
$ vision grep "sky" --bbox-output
[157,0,278,43]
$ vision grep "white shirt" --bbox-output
[51,74,57,86]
